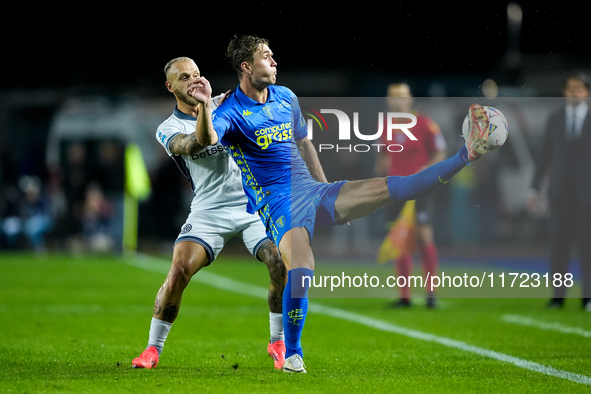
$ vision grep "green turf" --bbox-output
[1,252,590,393]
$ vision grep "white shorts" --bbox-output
[174,204,271,264]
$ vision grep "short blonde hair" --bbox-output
[164,57,195,78]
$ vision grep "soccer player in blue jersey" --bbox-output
[187,35,493,373]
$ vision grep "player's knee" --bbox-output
[169,244,209,289]
[168,260,194,289]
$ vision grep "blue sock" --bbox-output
[387,146,469,202]
[283,267,313,358]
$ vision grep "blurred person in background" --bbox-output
[0,142,18,249]
[1,176,52,252]
[60,141,91,252]
[91,141,125,252]
[81,182,115,253]
[528,72,591,311]
[375,83,447,308]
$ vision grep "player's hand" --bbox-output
[221,89,232,104]
[211,90,232,108]
[187,77,212,104]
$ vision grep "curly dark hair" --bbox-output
[226,35,269,80]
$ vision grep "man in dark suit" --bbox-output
[528,72,591,311]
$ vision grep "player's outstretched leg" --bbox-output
[334,150,468,223]
[132,242,209,369]
[257,240,288,369]
[334,104,490,223]
[385,103,490,202]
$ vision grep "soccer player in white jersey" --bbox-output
[132,57,287,370]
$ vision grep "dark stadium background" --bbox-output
[4,3,589,94]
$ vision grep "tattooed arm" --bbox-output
[167,90,230,156]
[168,132,204,156]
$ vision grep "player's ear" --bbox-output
[165,80,174,93]
[240,61,251,75]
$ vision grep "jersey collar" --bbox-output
[174,106,196,121]
[235,85,276,107]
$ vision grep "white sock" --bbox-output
[269,312,284,343]
[147,317,172,355]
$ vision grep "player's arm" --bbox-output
[195,101,218,146]
[290,93,327,182]
[168,132,204,156]
[296,136,328,183]
[187,77,219,146]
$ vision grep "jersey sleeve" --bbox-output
[211,107,232,142]
[156,123,181,157]
[289,93,308,141]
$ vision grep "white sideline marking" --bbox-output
[127,254,591,386]
[502,314,591,338]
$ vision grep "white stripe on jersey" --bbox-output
[155,98,247,211]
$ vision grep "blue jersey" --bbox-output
[212,85,312,214]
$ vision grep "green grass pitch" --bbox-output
[1,252,590,393]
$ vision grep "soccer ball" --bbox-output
[462,106,509,151]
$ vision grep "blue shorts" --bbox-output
[258,179,347,246]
